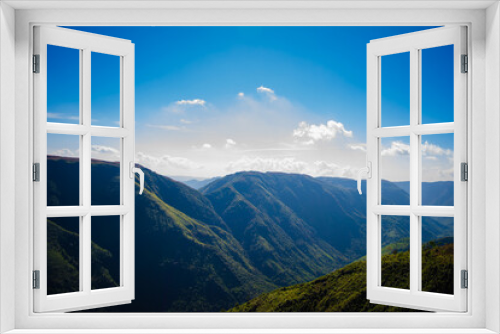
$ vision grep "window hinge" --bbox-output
[461,54,468,73]
[461,270,468,289]
[33,163,40,182]
[33,54,40,73]
[461,162,468,181]
[33,270,40,289]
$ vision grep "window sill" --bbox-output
[4,329,497,334]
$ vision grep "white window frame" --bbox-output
[33,26,136,312]
[1,2,498,333]
[366,26,467,312]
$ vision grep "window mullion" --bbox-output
[409,47,420,294]
[82,47,92,294]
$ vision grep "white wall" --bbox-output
[0,2,16,333]
[486,2,500,333]
[1,3,495,332]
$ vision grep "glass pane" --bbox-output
[91,137,121,206]
[47,134,80,206]
[91,216,120,290]
[421,133,454,206]
[381,137,410,205]
[381,215,410,290]
[92,52,120,127]
[381,52,410,127]
[421,45,454,124]
[47,217,80,295]
[47,45,80,124]
[422,217,454,295]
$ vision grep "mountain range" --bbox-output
[46,156,454,312]
[181,176,222,190]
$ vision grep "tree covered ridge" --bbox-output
[46,157,454,312]
[228,241,453,312]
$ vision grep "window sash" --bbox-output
[33,26,136,313]
[366,26,468,312]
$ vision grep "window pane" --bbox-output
[91,137,121,206]
[381,137,410,205]
[381,215,410,290]
[91,216,121,290]
[92,52,120,127]
[381,52,410,127]
[47,134,80,206]
[421,133,454,206]
[421,45,454,124]
[47,217,80,295]
[422,217,454,295]
[47,45,80,124]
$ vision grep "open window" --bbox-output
[364,26,467,312]
[33,26,142,312]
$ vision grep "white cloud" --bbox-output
[439,167,454,180]
[147,124,184,131]
[91,145,119,155]
[225,138,237,149]
[421,165,454,182]
[180,119,192,124]
[47,113,79,121]
[226,156,357,178]
[380,141,452,158]
[256,86,277,101]
[381,141,410,156]
[49,148,78,157]
[164,99,208,113]
[227,156,307,174]
[237,92,245,98]
[136,152,202,172]
[91,145,120,161]
[422,141,452,157]
[202,143,212,149]
[293,120,353,144]
[312,161,358,178]
[349,144,366,152]
[176,99,206,106]
[257,86,274,94]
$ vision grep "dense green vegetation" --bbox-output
[228,242,453,312]
[46,156,454,312]
[47,219,118,295]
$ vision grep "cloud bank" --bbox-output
[293,120,353,145]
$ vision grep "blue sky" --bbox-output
[47,26,455,181]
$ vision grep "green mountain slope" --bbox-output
[201,172,452,287]
[47,157,276,312]
[120,187,275,312]
[228,243,453,312]
[202,172,349,286]
[142,168,228,230]
[47,157,455,312]
[47,219,119,295]
[394,181,454,206]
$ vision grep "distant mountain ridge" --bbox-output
[46,156,454,312]
[181,177,222,190]
[393,181,454,206]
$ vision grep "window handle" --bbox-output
[130,162,145,195]
[357,161,372,195]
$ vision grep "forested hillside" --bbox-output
[46,156,454,312]
[228,241,453,312]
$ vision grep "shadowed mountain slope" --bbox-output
[46,157,454,312]
[47,157,275,312]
